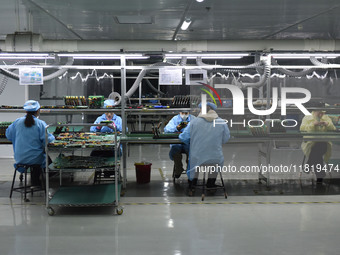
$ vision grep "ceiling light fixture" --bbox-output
[58,53,149,59]
[0,53,54,59]
[196,0,204,2]
[271,53,340,59]
[181,18,192,30]
[165,53,249,59]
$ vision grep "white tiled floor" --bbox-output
[1,144,340,255]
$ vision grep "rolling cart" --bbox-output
[45,123,123,216]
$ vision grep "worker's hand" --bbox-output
[314,121,327,127]
[177,122,187,131]
[107,122,116,130]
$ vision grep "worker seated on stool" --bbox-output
[179,102,230,187]
[90,99,123,157]
[6,100,55,186]
[164,111,193,178]
[300,110,336,184]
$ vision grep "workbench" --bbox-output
[120,131,340,188]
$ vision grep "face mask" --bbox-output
[180,113,189,121]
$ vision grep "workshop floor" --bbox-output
[1,144,340,255]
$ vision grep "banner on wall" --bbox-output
[19,68,43,85]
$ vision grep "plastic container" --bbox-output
[134,162,152,184]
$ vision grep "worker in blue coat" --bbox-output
[6,100,55,186]
[90,99,122,159]
[179,102,230,187]
[90,99,122,133]
[164,111,193,178]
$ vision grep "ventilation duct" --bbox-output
[5,32,43,52]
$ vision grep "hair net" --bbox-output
[198,102,217,110]
[103,99,116,108]
[23,100,40,112]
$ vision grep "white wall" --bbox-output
[0,77,26,157]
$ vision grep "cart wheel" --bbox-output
[201,194,205,201]
[116,207,123,215]
[19,174,23,182]
[224,192,228,199]
[47,207,55,216]
[120,190,125,197]
[24,198,30,202]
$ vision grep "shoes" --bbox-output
[174,173,181,178]
[188,178,197,186]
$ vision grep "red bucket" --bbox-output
[134,162,152,184]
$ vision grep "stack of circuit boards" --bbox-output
[88,96,104,108]
[49,132,119,148]
[53,155,115,169]
[64,96,87,107]
[0,121,12,138]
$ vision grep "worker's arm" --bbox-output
[90,116,103,132]
[300,116,315,132]
[179,123,191,145]
[324,115,336,131]
[222,123,230,144]
[39,120,55,145]
[5,122,15,141]
[164,116,180,133]
[112,116,123,132]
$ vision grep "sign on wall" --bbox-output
[19,68,43,85]
[159,68,183,85]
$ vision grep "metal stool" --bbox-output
[188,166,228,201]
[10,164,44,202]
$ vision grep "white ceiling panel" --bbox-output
[0,0,339,43]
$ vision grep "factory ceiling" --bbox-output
[1,0,340,42]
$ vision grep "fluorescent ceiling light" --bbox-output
[196,0,204,2]
[0,53,54,59]
[58,53,149,59]
[181,19,192,30]
[271,53,340,59]
[165,53,249,59]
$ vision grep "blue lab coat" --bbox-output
[90,114,122,133]
[164,114,193,160]
[6,115,55,168]
[179,110,230,180]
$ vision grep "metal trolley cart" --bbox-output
[45,123,123,216]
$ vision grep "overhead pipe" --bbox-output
[271,58,314,77]
[125,62,176,98]
[0,57,74,81]
[2,36,340,52]
[145,79,166,96]
[310,56,335,66]
[209,59,270,89]
[232,60,271,89]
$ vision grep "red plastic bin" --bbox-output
[134,162,152,184]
